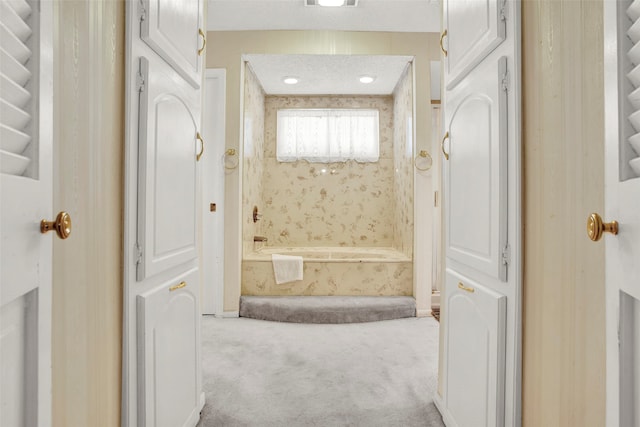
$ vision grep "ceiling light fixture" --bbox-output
[318,0,345,6]
[359,75,375,84]
[305,0,358,6]
[283,77,299,85]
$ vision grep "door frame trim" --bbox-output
[202,68,227,316]
[122,2,139,423]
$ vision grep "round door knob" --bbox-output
[41,211,72,240]
[587,212,617,242]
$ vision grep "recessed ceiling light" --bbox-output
[359,75,375,84]
[318,0,345,6]
[283,77,299,85]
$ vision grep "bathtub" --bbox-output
[242,247,412,296]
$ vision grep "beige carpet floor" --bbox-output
[197,316,444,427]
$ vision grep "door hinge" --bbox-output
[138,0,146,22]
[501,244,511,265]
[136,71,145,92]
[134,243,143,265]
[500,1,508,21]
[501,69,509,92]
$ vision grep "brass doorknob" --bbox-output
[41,211,72,240]
[587,212,618,242]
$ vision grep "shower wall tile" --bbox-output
[262,96,395,247]
[242,65,266,253]
[393,66,414,257]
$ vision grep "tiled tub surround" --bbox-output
[392,65,414,258]
[242,65,266,254]
[242,247,413,296]
[261,96,396,248]
[242,94,415,298]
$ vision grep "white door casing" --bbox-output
[1,0,53,425]
[123,0,205,425]
[437,0,521,426]
[604,1,640,425]
[202,69,226,316]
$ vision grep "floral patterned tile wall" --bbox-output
[392,66,414,258]
[242,65,266,253]
[261,95,396,248]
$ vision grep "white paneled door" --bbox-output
[437,1,521,426]
[1,1,54,425]
[141,0,204,88]
[442,0,506,90]
[603,2,640,426]
[124,0,205,425]
[136,56,200,281]
[444,271,506,427]
[137,268,201,427]
[445,57,508,282]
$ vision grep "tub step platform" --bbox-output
[239,296,416,324]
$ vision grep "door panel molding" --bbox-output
[443,0,506,90]
[445,57,508,282]
[137,268,201,427]
[141,0,203,88]
[443,269,506,427]
[137,56,199,280]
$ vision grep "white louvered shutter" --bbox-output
[0,0,36,177]
[625,0,640,178]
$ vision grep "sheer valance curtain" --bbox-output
[276,109,380,163]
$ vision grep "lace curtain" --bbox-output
[276,109,380,163]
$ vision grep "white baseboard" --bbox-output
[431,291,440,306]
[416,308,433,318]
[219,311,239,318]
[433,393,454,426]
[189,392,206,427]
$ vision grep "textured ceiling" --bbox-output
[208,0,440,33]
[245,54,413,95]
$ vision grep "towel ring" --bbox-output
[224,148,239,170]
[414,150,433,172]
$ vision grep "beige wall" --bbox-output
[206,30,440,311]
[522,1,605,425]
[52,1,124,425]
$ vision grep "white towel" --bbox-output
[271,254,303,284]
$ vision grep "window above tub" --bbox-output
[276,109,380,163]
